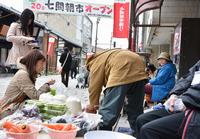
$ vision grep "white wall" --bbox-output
[0,0,23,11]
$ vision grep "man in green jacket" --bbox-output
[85,49,148,132]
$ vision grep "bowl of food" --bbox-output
[44,123,79,139]
[3,121,40,139]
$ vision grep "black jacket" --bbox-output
[182,110,200,139]
[71,58,78,70]
[169,60,200,139]
[59,50,72,72]
[170,60,200,109]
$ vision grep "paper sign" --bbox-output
[191,71,200,86]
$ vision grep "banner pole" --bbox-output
[128,0,135,51]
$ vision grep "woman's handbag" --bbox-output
[58,52,69,73]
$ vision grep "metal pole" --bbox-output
[80,16,84,66]
[44,14,49,76]
[95,17,100,53]
[110,32,113,49]
[128,0,135,51]
[45,55,48,76]
[45,31,49,76]
[55,36,59,71]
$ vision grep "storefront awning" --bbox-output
[0,4,45,29]
[134,0,164,25]
[129,0,164,51]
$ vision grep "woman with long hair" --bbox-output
[0,50,55,119]
[5,9,36,71]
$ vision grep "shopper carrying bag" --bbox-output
[59,46,72,87]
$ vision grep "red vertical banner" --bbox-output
[47,36,56,56]
[113,2,130,38]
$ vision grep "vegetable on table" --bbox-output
[43,123,77,131]
[3,121,31,133]
[50,88,56,96]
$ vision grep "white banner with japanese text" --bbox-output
[23,0,113,18]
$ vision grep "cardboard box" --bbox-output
[0,25,9,36]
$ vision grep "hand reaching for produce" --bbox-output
[47,79,56,86]
[85,105,99,114]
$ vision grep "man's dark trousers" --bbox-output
[99,80,146,131]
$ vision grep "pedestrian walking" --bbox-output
[70,57,78,79]
[59,45,72,87]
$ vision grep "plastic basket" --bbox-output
[48,128,79,139]
[6,125,40,139]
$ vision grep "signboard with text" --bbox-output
[113,2,130,38]
[173,23,181,55]
[23,0,113,18]
[47,36,56,56]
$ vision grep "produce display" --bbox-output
[50,88,56,96]
[43,123,77,131]
[44,123,79,139]
[48,113,102,137]
[2,121,41,139]
[0,89,103,138]
[3,121,31,133]
[25,99,68,120]
[39,93,67,104]
[21,105,41,118]
[25,100,45,109]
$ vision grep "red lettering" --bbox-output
[36,3,41,9]
[31,3,36,9]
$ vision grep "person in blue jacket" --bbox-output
[148,52,177,102]
[135,59,200,139]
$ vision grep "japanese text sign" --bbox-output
[24,0,113,18]
[113,2,130,38]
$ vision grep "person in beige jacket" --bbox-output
[0,50,55,119]
[5,9,36,70]
[85,49,148,132]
